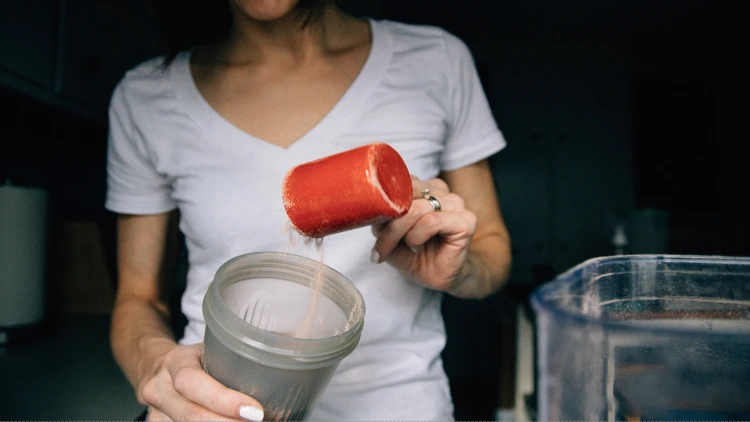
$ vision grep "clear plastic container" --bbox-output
[202,252,365,421]
[531,255,750,421]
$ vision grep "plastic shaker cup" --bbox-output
[202,252,366,421]
[282,142,413,238]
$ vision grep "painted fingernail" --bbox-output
[239,405,264,422]
[370,249,381,264]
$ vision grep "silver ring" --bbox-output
[425,195,441,212]
[421,188,430,199]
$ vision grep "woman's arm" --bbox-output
[371,159,511,299]
[111,212,177,404]
[111,212,265,421]
[440,159,512,299]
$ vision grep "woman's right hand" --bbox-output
[113,214,264,421]
[140,342,264,421]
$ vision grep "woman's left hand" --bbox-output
[371,175,477,292]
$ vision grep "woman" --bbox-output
[106,0,512,420]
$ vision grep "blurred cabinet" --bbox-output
[0,0,162,122]
[492,128,634,286]
[483,39,635,285]
[0,0,59,89]
[46,220,116,315]
[57,0,162,120]
[490,135,554,285]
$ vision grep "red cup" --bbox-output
[282,143,413,238]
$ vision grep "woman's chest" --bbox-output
[191,52,369,149]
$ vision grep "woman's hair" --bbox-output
[150,0,331,66]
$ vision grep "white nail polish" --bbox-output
[239,405,264,422]
[370,249,380,264]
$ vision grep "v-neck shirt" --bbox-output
[172,21,390,155]
[106,18,506,421]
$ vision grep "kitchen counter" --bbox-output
[0,315,143,420]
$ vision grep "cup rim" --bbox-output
[530,254,750,338]
[203,252,366,369]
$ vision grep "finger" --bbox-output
[411,176,428,200]
[371,221,387,237]
[413,177,450,198]
[371,187,451,241]
[402,209,476,250]
[145,407,172,422]
[373,193,463,260]
[142,368,230,422]
[411,176,450,199]
[424,191,464,214]
[373,199,434,261]
[372,185,455,238]
[163,345,265,421]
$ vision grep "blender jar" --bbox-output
[531,255,750,421]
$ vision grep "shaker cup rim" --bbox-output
[203,252,366,370]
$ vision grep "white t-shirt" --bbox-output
[106,19,506,421]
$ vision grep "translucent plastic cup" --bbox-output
[202,252,365,421]
[531,255,750,421]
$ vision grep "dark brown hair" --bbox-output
[150,0,331,66]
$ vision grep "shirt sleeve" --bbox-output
[105,78,177,215]
[440,32,507,171]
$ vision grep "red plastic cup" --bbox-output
[282,143,413,238]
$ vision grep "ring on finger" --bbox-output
[425,195,441,212]
[421,188,430,199]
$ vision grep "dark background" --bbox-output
[1,0,748,420]
[3,0,747,257]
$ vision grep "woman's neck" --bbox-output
[204,5,363,66]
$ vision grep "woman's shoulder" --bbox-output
[112,53,186,108]
[375,19,449,39]
[118,55,174,88]
[374,19,472,60]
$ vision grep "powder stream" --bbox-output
[282,222,326,339]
